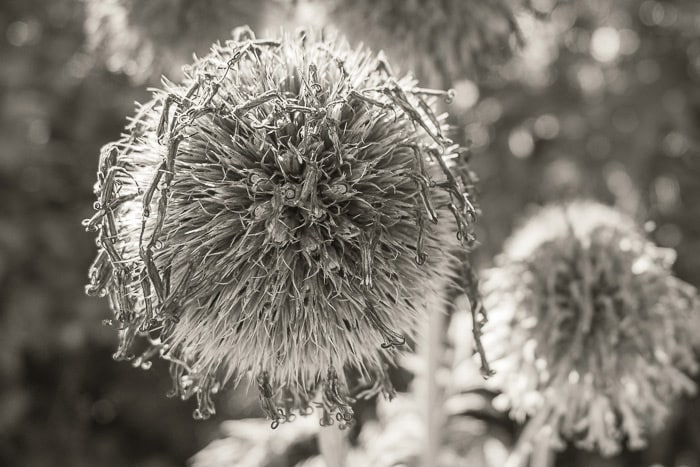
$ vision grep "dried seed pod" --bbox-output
[83,0,278,83]
[84,28,480,425]
[482,201,699,455]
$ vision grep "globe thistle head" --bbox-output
[482,201,699,455]
[83,0,275,82]
[84,28,479,427]
[289,0,530,85]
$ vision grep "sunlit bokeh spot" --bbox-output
[508,128,535,158]
[533,114,560,140]
[591,27,621,63]
[452,79,480,111]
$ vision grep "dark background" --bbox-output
[1,0,700,466]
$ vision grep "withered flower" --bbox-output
[483,201,699,455]
[84,28,479,426]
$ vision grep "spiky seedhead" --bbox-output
[83,0,275,82]
[84,28,479,427]
[482,201,699,455]
[294,0,529,85]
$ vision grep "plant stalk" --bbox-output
[318,425,349,467]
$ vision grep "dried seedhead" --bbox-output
[482,201,699,455]
[84,28,481,426]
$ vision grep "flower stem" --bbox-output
[421,299,447,467]
[531,428,554,467]
[318,426,348,467]
[504,406,552,467]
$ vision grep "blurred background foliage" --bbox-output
[1,0,699,466]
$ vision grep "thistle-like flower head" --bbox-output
[482,201,699,455]
[84,28,478,426]
[83,0,274,82]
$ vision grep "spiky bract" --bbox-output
[297,0,528,85]
[85,28,478,426]
[482,201,699,455]
[83,0,272,82]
